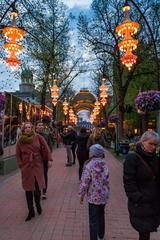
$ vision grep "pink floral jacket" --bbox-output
[79,157,110,205]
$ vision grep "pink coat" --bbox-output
[16,134,52,191]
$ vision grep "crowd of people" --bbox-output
[14,121,160,240]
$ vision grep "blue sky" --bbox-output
[63,0,92,8]
[65,0,95,93]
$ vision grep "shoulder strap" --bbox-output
[135,153,156,179]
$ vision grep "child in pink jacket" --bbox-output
[79,144,110,240]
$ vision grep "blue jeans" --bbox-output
[66,145,72,164]
[89,203,105,240]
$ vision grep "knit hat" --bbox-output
[89,144,105,158]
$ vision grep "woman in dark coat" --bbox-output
[16,122,52,221]
[76,127,89,180]
[123,131,160,240]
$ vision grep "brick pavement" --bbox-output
[0,147,159,240]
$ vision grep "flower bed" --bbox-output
[135,90,160,112]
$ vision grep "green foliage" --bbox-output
[18,0,82,109]
[78,0,160,134]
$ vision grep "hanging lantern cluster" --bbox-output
[94,99,101,115]
[69,107,77,124]
[90,112,97,123]
[99,78,108,106]
[18,102,23,114]
[51,80,59,106]
[63,98,69,116]
[116,3,139,70]
[25,103,31,120]
[3,8,25,68]
[90,114,96,123]
[91,99,101,122]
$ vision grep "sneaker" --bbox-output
[98,236,105,240]
[42,193,47,200]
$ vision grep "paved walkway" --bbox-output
[0,147,159,240]
[1,144,16,158]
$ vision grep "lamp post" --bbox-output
[115,120,120,155]
[9,93,12,145]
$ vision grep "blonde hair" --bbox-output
[139,131,160,144]
[21,122,33,133]
[91,128,101,139]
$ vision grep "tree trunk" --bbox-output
[52,105,57,121]
[156,110,160,135]
[140,113,147,134]
[41,81,47,111]
[119,110,124,139]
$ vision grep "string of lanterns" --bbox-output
[91,78,109,123]
[116,3,139,70]
[99,78,108,106]
[51,80,59,106]
[3,7,24,68]
[62,98,69,116]
[69,107,77,124]
[18,102,23,114]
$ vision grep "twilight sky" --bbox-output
[0,0,92,93]
[63,0,92,8]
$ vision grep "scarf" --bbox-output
[18,131,35,144]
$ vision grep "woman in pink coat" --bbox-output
[16,122,52,222]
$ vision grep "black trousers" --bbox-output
[89,203,105,240]
[43,160,48,194]
[77,158,85,180]
[71,143,76,163]
[139,232,150,240]
[25,178,41,212]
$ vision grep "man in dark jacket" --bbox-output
[36,121,52,199]
[61,126,77,166]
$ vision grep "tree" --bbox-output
[78,0,160,137]
[19,0,83,110]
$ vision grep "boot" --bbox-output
[34,190,42,215]
[36,203,42,215]
[25,209,35,221]
[25,191,35,221]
